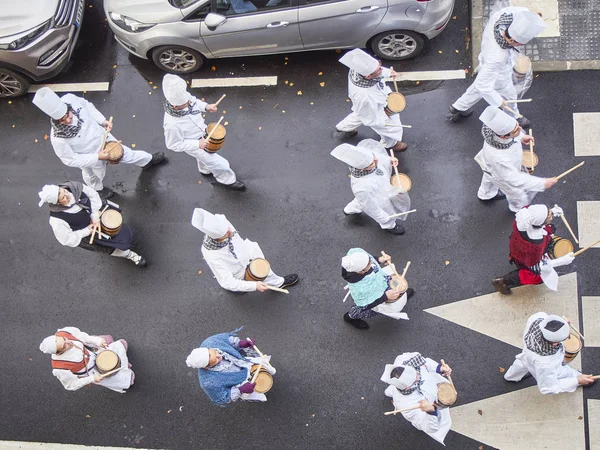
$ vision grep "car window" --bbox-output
[186,3,212,20]
[216,0,293,16]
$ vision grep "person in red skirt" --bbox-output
[492,204,574,294]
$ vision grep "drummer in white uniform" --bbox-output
[331,139,410,235]
[32,88,166,200]
[474,106,556,212]
[504,313,595,394]
[39,326,134,393]
[162,74,246,191]
[335,49,408,152]
[191,208,298,293]
[381,352,454,445]
[448,8,546,128]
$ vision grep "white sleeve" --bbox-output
[424,358,440,373]
[51,139,100,169]
[351,93,387,128]
[534,360,579,394]
[494,161,547,192]
[52,369,95,391]
[80,97,106,124]
[398,403,442,434]
[82,185,102,220]
[204,257,258,292]
[49,217,90,247]
[354,188,391,225]
[61,327,103,347]
[164,124,201,153]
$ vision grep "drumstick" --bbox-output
[510,98,533,103]
[384,404,422,416]
[555,205,579,244]
[266,285,289,294]
[98,366,125,380]
[389,209,417,218]
[401,261,411,278]
[529,129,534,173]
[591,375,600,380]
[388,149,400,177]
[90,205,110,243]
[390,67,399,93]
[441,359,457,394]
[251,363,262,384]
[562,316,585,340]
[249,340,275,371]
[573,239,600,257]
[555,161,585,181]
[385,123,413,128]
[98,116,113,153]
[97,205,109,239]
[89,223,99,245]
[205,116,225,141]
[214,94,226,107]
[501,104,523,118]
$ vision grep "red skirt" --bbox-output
[519,269,543,285]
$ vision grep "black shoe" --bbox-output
[480,191,506,201]
[126,251,147,267]
[335,128,358,140]
[218,180,246,191]
[405,288,415,299]
[280,274,299,289]
[446,106,473,122]
[343,312,369,330]
[517,116,531,129]
[386,221,406,235]
[141,152,166,170]
[492,277,511,295]
[97,187,115,200]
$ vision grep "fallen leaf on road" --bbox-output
[148,92,152,95]
[310,102,314,105]
[318,72,323,76]
[113,64,117,68]
[167,410,172,414]
[211,66,216,71]
[479,446,483,450]
[44,134,49,140]
[131,144,136,148]
[12,125,15,128]
[452,15,457,19]
[282,110,286,114]
[438,50,443,54]
[465,68,469,74]
[153,86,158,89]
[578,416,583,420]
[239,106,242,109]
[361,397,364,400]
[8,101,12,104]
[284,56,289,60]
[477,409,483,416]
[290,82,294,86]
[34,139,38,143]
[499,367,505,373]
[179,406,183,412]
[312,414,315,417]
[455,50,459,53]
[197,180,202,185]
[149,81,153,85]
[445,260,450,265]
[346,98,350,102]
[198,270,202,274]
[224,121,229,126]
[258,126,262,130]
[335,49,341,53]
[297,91,302,95]
[28,358,32,361]
[86,415,92,418]
[132,115,136,118]
[284,62,288,65]
[320,82,325,87]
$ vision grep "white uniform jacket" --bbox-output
[163,96,209,153]
[48,185,102,247]
[505,312,580,394]
[382,352,452,445]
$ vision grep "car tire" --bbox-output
[151,46,205,74]
[0,68,30,98]
[370,30,425,61]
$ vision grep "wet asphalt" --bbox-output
[1,0,599,449]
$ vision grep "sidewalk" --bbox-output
[470,0,600,71]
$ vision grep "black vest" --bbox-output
[49,192,91,231]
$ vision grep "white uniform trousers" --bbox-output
[82,145,152,191]
[343,199,396,229]
[452,77,521,119]
[477,172,539,212]
[184,148,237,185]
[336,113,403,148]
[504,355,579,382]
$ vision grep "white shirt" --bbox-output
[48,185,102,247]
[348,68,392,129]
[163,96,208,153]
[50,94,110,169]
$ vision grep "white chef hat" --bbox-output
[162,74,191,106]
[339,49,380,77]
[341,251,370,273]
[39,335,58,354]
[186,348,210,368]
[508,11,546,44]
[540,315,570,342]
[331,144,374,169]
[479,106,517,136]
[380,364,418,389]
[32,87,67,120]
[38,184,59,207]
[191,208,229,239]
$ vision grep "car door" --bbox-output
[298,0,388,49]
[200,0,302,57]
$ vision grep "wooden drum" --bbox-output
[204,123,227,153]
[96,349,121,375]
[547,236,574,259]
[437,383,457,407]
[100,209,123,236]
[391,173,412,192]
[522,150,538,172]
[563,333,582,364]
[387,275,408,300]
[104,141,124,165]
[250,364,273,393]
[244,258,271,281]
[384,92,406,116]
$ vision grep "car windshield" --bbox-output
[168,0,203,8]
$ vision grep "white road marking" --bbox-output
[582,296,600,347]
[588,400,600,449]
[28,82,110,93]
[0,442,159,450]
[452,386,585,450]
[191,76,277,88]
[573,112,600,156]
[577,201,600,248]
[383,69,466,82]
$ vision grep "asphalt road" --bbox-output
[1,1,599,449]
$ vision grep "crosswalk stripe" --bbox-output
[191,76,278,88]
[383,69,466,82]
[28,82,110,93]
[0,441,159,450]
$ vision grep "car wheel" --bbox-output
[151,46,205,74]
[0,68,30,98]
[370,30,425,61]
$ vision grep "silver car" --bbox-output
[0,0,85,98]
[104,0,454,74]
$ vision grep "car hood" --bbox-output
[105,0,184,24]
[0,0,56,38]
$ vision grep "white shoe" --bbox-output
[126,251,147,267]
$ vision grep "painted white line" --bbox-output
[384,69,466,82]
[28,82,110,93]
[0,441,159,450]
[191,76,277,88]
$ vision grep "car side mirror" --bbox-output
[205,13,227,30]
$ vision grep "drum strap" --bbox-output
[51,332,92,374]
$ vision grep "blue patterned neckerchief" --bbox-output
[397,353,428,395]
[165,100,203,117]
[51,104,84,139]
[203,232,239,259]
[350,69,384,89]
[493,13,515,49]
[349,166,383,178]
[482,125,515,150]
